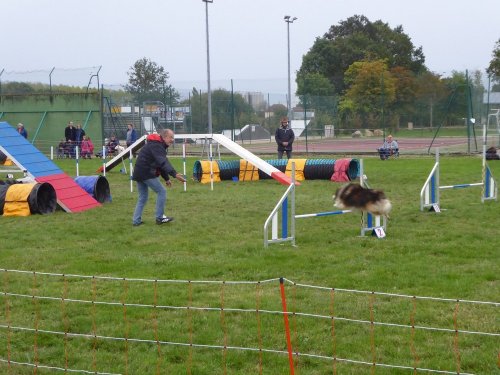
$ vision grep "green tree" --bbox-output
[441,71,470,126]
[126,57,175,104]
[296,72,337,131]
[414,71,448,127]
[339,59,396,128]
[470,70,485,122]
[1,82,35,94]
[185,88,256,133]
[269,103,287,119]
[297,15,426,96]
[266,104,288,131]
[389,66,418,129]
[487,38,500,78]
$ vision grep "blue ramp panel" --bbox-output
[0,122,61,177]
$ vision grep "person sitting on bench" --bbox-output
[377,134,399,160]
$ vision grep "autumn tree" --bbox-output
[339,59,396,128]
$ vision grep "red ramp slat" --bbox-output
[36,174,101,213]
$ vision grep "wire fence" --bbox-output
[2,68,500,155]
[0,269,498,374]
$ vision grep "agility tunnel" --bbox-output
[74,175,111,203]
[0,180,57,216]
[193,158,360,183]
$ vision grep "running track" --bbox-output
[241,136,473,155]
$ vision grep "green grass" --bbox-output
[0,155,499,374]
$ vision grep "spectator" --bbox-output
[377,134,399,160]
[67,140,76,158]
[17,123,28,138]
[57,139,67,158]
[126,123,137,148]
[75,123,86,146]
[65,121,76,142]
[106,135,119,156]
[275,116,295,159]
[486,146,499,160]
[95,138,108,158]
[132,129,186,226]
[80,136,94,159]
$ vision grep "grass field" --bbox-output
[0,153,498,374]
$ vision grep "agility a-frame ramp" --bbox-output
[0,121,100,213]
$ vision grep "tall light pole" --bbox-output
[284,15,297,122]
[203,0,213,134]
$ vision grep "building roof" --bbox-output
[483,92,500,104]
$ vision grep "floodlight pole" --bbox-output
[284,15,297,122]
[203,0,213,135]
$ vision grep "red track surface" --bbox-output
[242,137,471,155]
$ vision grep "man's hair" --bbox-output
[159,128,174,137]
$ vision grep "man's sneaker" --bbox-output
[133,221,144,227]
[156,216,174,225]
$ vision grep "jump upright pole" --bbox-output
[420,126,497,212]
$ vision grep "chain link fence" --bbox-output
[1,69,499,155]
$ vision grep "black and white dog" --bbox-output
[333,183,392,217]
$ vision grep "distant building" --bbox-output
[483,92,500,104]
[243,92,265,110]
[292,109,315,121]
[222,124,270,142]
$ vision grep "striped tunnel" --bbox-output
[193,158,360,183]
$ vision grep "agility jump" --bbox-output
[420,126,498,212]
[264,160,387,248]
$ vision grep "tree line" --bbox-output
[2,15,500,135]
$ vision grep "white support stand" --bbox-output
[420,128,498,212]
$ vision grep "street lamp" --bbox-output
[203,0,213,134]
[284,15,297,122]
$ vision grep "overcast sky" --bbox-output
[2,0,499,94]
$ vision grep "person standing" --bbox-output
[275,117,295,159]
[65,121,76,142]
[132,128,186,226]
[17,123,28,138]
[126,123,137,148]
[75,123,86,146]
